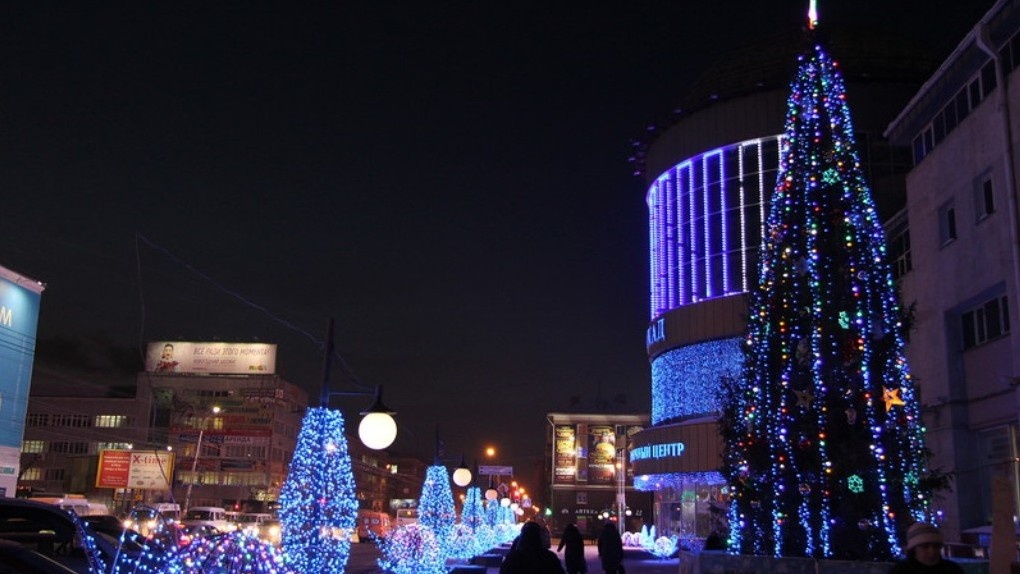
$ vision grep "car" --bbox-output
[0,498,163,574]
[0,539,79,574]
[258,519,281,546]
[178,524,224,546]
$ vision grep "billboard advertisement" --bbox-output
[96,449,175,490]
[0,266,44,497]
[554,424,577,484]
[588,425,617,484]
[144,341,277,375]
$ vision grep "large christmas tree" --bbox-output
[719,27,931,560]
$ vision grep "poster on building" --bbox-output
[554,424,577,484]
[96,449,175,490]
[144,341,277,375]
[0,267,44,499]
[588,425,617,484]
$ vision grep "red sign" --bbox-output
[96,450,132,488]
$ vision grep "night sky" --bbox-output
[0,2,993,466]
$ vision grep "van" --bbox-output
[30,496,107,517]
[181,506,233,532]
[356,510,392,542]
[395,508,418,527]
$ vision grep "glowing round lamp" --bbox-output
[485,488,498,501]
[500,497,511,508]
[358,412,397,450]
[358,386,397,450]
[453,466,472,487]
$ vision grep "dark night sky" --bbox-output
[0,2,993,465]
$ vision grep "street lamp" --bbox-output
[452,455,472,487]
[183,405,221,514]
[318,318,397,450]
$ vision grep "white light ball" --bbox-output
[452,467,472,487]
[358,412,397,450]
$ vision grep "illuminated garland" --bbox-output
[278,407,358,573]
[377,523,447,574]
[651,338,742,424]
[719,41,928,560]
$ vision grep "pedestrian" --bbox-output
[557,522,587,574]
[888,522,964,574]
[500,521,566,574]
[597,521,624,574]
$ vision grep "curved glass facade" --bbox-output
[647,135,784,319]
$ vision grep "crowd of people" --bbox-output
[497,519,967,574]
[498,520,625,574]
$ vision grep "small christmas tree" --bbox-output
[418,464,456,554]
[278,407,359,572]
[461,486,485,530]
[719,24,930,560]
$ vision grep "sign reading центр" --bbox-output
[144,341,277,375]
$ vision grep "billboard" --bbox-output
[0,266,44,497]
[553,425,577,485]
[96,449,175,490]
[588,425,618,484]
[145,341,277,375]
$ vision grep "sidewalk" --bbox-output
[482,544,680,574]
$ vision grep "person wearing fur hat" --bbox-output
[888,522,964,573]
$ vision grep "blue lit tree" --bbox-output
[418,464,456,553]
[461,486,485,530]
[278,407,358,572]
[719,27,930,560]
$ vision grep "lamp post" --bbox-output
[318,318,397,449]
[183,405,221,515]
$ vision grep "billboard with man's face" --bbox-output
[145,341,277,375]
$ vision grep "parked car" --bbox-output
[0,539,79,574]
[0,498,162,574]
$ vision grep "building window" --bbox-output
[962,296,1011,349]
[97,442,133,451]
[45,468,66,481]
[26,414,48,427]
[50,442,89,455]
[52,414,91,428]
[976,176,996,220]
[21,468,42,481]
[95,415,129,428]
[939,201,958,245]
[886,214,912,280]
[22,440,45,454]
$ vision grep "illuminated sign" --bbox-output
[629,442,685,462]
[145,341,277,375]
[646,318,665,346]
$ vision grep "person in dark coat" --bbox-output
[597,522,624,574]
[500,521,566,574]
[888,522,964,574]
[557,522,587,574]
